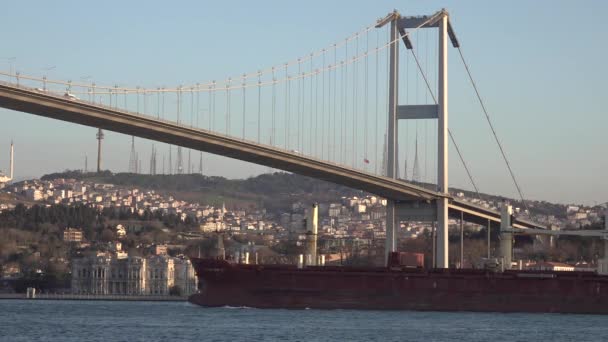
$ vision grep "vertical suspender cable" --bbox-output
[226,78,231,135]
[297,59,301,152]
[343,41,348,165]
[310,55,314,156]
[321,50,326,159]
[271,68,276,146]
[351,34,359,168]
[333,45,338,162]
[364,30,369,171]
[242,74,247,140]
[375,30,379,174]
[284,64,289,149]
[314,68,319,158]
[257,71,262,144]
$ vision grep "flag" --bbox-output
[363,158,370,164]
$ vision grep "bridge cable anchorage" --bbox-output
[456,46,527,209]
[406,34,481,200]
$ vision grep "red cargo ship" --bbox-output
[188,254,608,314]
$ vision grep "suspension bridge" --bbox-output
[0,9,544,268]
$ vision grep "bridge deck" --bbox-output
[0,83,544,230]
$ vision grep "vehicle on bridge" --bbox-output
[63,92,78,100]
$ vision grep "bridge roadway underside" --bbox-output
[0,84,439,202]
[0,84,543,230]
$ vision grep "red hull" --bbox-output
[189,258,608,314]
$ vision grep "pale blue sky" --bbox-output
[0,0,606,205]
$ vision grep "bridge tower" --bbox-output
[377,9,458,268]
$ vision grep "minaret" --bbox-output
[129,136,137,173]
[96,129,104,172]
[168,146,172,175]
[149,145,157,175]
[188,149,191,174]
[403,154,408,180]
[412,132,420,182]
[381,133,388,176]
[176,147,184,174]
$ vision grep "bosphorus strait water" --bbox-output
[2,300,608,342]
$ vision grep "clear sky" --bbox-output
[0,0,606,205]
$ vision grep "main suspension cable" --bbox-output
[456,47,527,209]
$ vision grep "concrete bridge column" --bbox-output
[499,204,513,270]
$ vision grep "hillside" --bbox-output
[40,171,364,212]
[38,170,572,217]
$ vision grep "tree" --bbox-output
[100,228,115,242]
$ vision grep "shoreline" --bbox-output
[0,293,188,301]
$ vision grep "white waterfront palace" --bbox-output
[71,254,197,296]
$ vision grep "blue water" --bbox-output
[1,300,608,342]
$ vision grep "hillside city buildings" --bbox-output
[0,176,606,290]
[2,178,605,239]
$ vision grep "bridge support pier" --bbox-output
[385,200,397,263]
[498,204,513,270]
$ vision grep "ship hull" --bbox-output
[189,258,608,314]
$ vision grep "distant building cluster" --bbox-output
[3,178,605,240]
